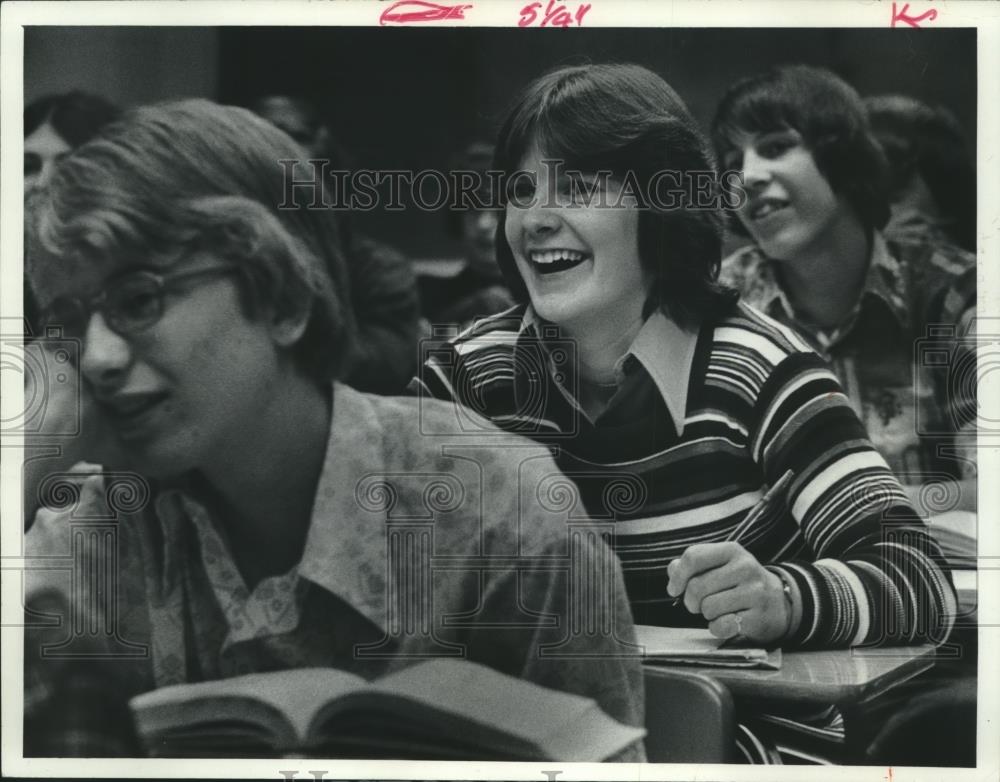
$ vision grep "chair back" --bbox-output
[643,666,735,763]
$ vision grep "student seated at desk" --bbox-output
[21,99,645,760]
[411,63,958,763]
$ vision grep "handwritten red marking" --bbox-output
[890,2,937,27]
[379,0,473,25]
[518,0,590,27]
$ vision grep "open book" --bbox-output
[636,625,782,670]
[129,658,644,760]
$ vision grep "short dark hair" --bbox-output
[29,99,355,383]
[493,63,736,330]
[865,94,975,251]
[24,91,121,147]
[711,64,890,233]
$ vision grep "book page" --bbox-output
[131,667,366,743]
[372,659,643,759]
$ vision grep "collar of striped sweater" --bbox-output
[520,305,698,436]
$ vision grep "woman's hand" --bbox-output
[667,542,792,645]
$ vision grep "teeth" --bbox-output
[751,202,784,220]
[530,249,585,264]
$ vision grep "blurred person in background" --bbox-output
[25,91,121,196]
[418,141,514,334]
[865,94,976,253]
[24,91,122,335]
[251,94,420,394]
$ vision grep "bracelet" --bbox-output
[776,573,795,639]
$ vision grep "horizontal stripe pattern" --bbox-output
[411,302,956,648]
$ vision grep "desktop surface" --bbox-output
[702,645,937,705]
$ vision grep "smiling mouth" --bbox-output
[528,249,589,275]
[102,393,169,438]
[748,200,789,221]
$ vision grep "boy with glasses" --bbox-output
[22,99,645,759]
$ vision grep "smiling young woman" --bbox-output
[412,63,958,762]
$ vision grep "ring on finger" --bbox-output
[725,611,746,641]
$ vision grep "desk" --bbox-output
[644,645,938,763]
[706,645,937,707]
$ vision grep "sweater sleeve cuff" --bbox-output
[766,562,823,648]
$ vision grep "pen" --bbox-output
[668,469,795,607]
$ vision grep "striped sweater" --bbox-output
[412,301,957,649]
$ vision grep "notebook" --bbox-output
[636,625,782,670]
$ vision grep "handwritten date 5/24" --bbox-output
[519,1,591,27]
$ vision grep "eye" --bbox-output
[507,175,538,206]
[756,135,797,159]
[108,278,161,328]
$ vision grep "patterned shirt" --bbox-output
[24,384,645,760]
[719,232,977,482]
[412,302,957,648]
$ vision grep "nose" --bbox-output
[79,313,132,390]
[740,147,772,190]
[519,197,562,239]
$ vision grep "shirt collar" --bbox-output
[624,310,697,435]
[744,233,909,333]
[520,305,696,435]
[864,232,910,328]
[156,382,391,633]
[295,382,391,632]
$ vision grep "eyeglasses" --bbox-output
[41,265,239,342]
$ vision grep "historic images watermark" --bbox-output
[278,157,748,213]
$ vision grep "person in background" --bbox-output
[251,94,420,394]
[412,62,957,762]
[418,141,514,334]
[24,91,122,335]
[865,94,976,253]
[23,99,646,760]
[711,65,975,766]
[25,91,121,196]
[712,66,976,511]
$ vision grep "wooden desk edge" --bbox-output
[644,645,937,706]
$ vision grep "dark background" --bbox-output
[26,26,977,261]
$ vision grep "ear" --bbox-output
[269,300,311,349]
